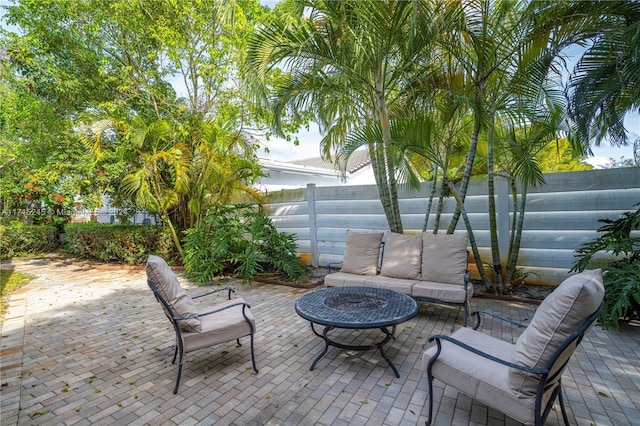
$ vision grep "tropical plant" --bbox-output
[572,204,640,328]
[183,204,306,284]
[247,0,448,233]
[564,1,640,148]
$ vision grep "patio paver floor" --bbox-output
[1,259,639,425]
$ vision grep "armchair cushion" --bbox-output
[509,269,604,395]
[146,255,201,333]
[341,231,384,275]
[182,299,255,352]
[380,232,422,280]
[421,233,468,284]
[423,328,541,425]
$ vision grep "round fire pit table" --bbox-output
[295,286,418,377]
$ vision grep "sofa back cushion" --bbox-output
[146,255,202,333]
[380,232,423,280]
[421,233,468,285]
[341,231,384,275]
[509,269,604,396]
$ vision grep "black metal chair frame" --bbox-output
[425,303,604,426]
[147,281,258,394]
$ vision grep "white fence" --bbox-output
[261,168,640,284]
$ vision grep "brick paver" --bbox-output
[1,259,639,425]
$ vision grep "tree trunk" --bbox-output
[445,177,492,287]
[422,165,439,232]
[375,74,403,233]
[447,83,484,234]
[486,108,503,293]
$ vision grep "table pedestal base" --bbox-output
[309,322,400,378]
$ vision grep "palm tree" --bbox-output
[565,1,640,148]
[247,0,445,233]
[118,118,191,259]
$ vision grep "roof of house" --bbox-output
[288,149,371,174]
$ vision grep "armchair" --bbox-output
[422,269,604,425]
[146,255,258,394]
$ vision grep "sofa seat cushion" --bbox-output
[509,269,604,396]
[364,275,418,295]
[146,255,201,333]
[341,231,384,275]
[324,272,370,287]
[421,233,468,284]
[182,299,254,353]
[423,327,546,425]
[411,280,472,303]
[380,232,423,280]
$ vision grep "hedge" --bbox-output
[0,223,59,259]
[63,223,178,265]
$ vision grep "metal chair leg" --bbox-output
[249,332,259,373]
[558,385,570,425]
[173,350,184,394]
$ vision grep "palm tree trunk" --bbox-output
[375,75,403,233]
[433,175,447,234]
[422,165,439,232]
[445,177,491,287]
[505,181,527,289]
[447,88,483,234]
[486,108,503,292]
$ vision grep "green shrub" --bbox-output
[0,222,59,258]
[64,222,177,265]
[183,204,307,284]
[572,204,640,328]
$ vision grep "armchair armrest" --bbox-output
[428,334,548,375]
[192,287,235,300]
[470,309,528,330]
[174,301,252,321]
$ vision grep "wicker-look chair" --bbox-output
[146,255,258,394]
[423,269,604,426]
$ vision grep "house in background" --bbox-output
[256,149,375,192]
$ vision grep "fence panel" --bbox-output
[263,168,640,284]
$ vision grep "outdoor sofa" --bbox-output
[324,230,473,326]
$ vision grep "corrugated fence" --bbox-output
[261,168,640,284]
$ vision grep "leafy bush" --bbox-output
[183,204,306,284]
[572,204,640,328]
[64,222,177,265]
[0,222,59,258]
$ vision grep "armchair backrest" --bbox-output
[509,269,604,396]
[146,255,202,333]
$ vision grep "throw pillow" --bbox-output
[380,232,422,280]
[341,230,384,275]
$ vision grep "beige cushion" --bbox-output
[380,232,423,280]
[423,328,547,425]
[364,275,418,295]
[421,233,468,284]
[411,280,472,303]
[324,271,370,287]
[146,255,201,333]
[341,231,384,275]
[182,299,254,353]
[509,269,604,396]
